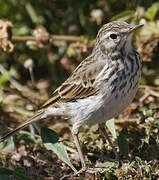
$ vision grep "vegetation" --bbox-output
[0,0,159,179]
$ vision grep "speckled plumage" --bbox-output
[0,21,143,174]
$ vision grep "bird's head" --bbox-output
[94,21,143,55]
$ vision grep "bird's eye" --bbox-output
[110,34,118,39]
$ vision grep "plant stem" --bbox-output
[12,35,82,42]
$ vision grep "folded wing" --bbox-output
[40,56,104,111]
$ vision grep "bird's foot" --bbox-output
[101,155,123,168]
[60,166,104,180]
[85,167,105,173]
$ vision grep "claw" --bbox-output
[60,167,104,180]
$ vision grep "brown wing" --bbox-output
[39,55,104,111]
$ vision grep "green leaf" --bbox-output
[13,167,31,180]
[111,10,134,21]
[41,127,77,173]
[0,168,13,175]
[25,3,44,24]
[0,175,14,180]
[0,72,11,89]
[0,168,13,180]
[0,67,16,89]
[0,137,15,152]
[117,131,129,158]
[146,3,159,20]
[106,119,116,139]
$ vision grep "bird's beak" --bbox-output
[127,24,144,34]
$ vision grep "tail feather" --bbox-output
[0,111,45,143]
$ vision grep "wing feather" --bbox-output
[39,56,104,111]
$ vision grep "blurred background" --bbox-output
[0,0,159,179]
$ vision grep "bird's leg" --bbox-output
[72,131,87,172]
[71,125,104,175]
[62,122,111,179]
[60,127,87,180]
[99,123,119,161]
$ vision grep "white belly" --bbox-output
[66,81,138,127]
[101,84,138,121]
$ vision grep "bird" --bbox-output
[0,21,143,174]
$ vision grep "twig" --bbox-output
[12,35,82,42]
[139,85,159,91]
[139,91,151,102]
[115,118,139,123]
[139,85,159,102]
[139,88,159,102]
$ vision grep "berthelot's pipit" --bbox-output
[0,21,143,173]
